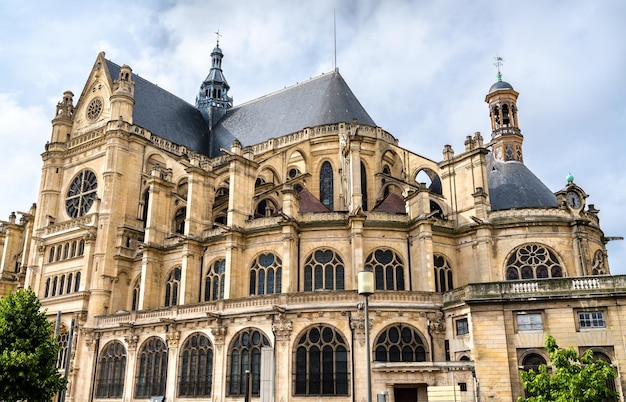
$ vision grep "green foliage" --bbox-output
[518,335,618,402]
[0,288,66,402]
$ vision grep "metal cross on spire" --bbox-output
[494,54,504,82]
[215,29,222,46]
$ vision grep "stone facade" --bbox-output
[0,46,624,402]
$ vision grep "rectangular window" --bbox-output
[578,311,605,328]
[517,313,543,331]
[456,318,469,335]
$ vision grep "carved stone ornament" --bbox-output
[166,330,181,347]
[427,310,446,336]
[211,325,227,345]
[272,318,293,342]
[124,334,139,350]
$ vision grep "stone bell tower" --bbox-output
[485,56,523,162]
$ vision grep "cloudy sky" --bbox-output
[0,0,624,273]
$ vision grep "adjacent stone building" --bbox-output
[1,43,624,401]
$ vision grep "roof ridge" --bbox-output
[232,70,340,109]
[105,58,195,107]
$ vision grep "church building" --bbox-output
[0,41,624,402]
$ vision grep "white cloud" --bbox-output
[0,0,624,272]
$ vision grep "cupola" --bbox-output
[485,56,523,162]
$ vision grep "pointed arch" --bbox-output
[434,254,454,292]
[381,149,403,178]
[173,207,186,234]
[414,167,443,195]
[204,259,225,301]
[164,267,181,307]
[131,276,141,311]
[319,161,334,210]
[361,161,368,211]
[287,149,308,178]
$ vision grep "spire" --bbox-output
[196,31,233,128]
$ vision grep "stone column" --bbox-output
[272,309,292,401]
[164,321,181,402]
[123,327,140,401]
[350,309,369,402]
[209,313,228,401]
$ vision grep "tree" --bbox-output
[519,335,618,402]
[0,288,66,401]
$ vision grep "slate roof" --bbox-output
[106,60,211,155]
[208,70,377,156]
[486,153,557,210]
[371,193,406,214]
[298,188,330,213]
[489,80,514,93]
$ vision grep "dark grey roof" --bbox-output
[106,60,211,155]
[489,80,514,93]
[208,70,377,156]
[487,153,557,210]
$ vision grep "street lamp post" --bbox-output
[358,270,375,402]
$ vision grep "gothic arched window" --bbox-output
[165,267,181,307]
[178,333,214,397]
[59,275,65,295]
[434,254,454,292]
[365,249,405,291]
[249,253,282,296]
[74,272,81,292]
[505,244,563,281]
[319,161,334,210]
[294,325,349,396]
[227,328,271,396]
[374,324,428,362]
[205,259,226,301]
[131,278,140,311]
[174,207,186,234]
[135,337,167,398]
[303,249,345,292]
[140,190,150,228]
[56,330,69,370]
[96,341,127,398]
[66,273,73,294]
[361,162,368,211]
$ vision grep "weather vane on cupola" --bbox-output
[494,54,504,82]
[215,29,222,46]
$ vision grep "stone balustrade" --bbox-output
[444,275,626,304]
